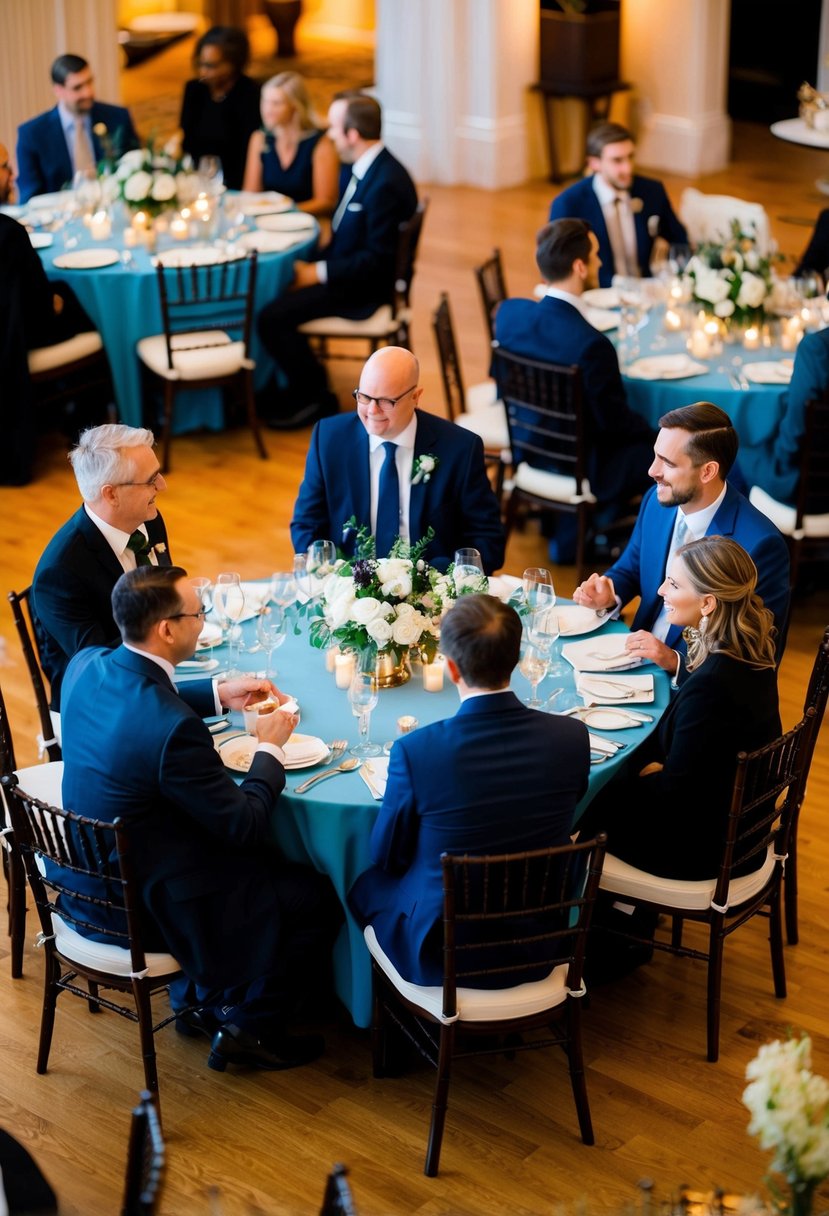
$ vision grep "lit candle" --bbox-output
[743,326,761,351]
[170,217,189,241]
[325,645,339,672]
[123,227,138,248]
[703,318,723,357]
[422,658,445,692]
[335,652,356,689]
[88,210,111,240]
[664,308,682,332]
[194,196,210,218]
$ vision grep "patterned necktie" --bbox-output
[126,530,152,567]
[331,173,358,232]
[73,119,96,177]
[374,442,400,557]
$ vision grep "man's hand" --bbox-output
[291,260,321,289]
[624,630,679,674]
[572,573,616,612]
[217,676,284,711]
[256,706,298,749]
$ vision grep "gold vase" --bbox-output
[374,649,410,689]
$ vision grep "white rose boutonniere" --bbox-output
[647,214,660,237]
[153,543,167,556]
[411,454,439,486]
[629,197,644,215]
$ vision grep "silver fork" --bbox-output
[326,739,347,764]
[581,676,637,698]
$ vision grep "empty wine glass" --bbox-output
[189,577,213,661]
[256,606,287,678]
[73,169,101,217]
[667,243,692,275]
[349,670,381,757]
[307,540,337,597]
[518,645,550,708]
[453,547,486,594]
[214,572,245,676]
[198,155,224,195]
[270,571,298,609]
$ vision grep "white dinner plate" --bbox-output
[562,635,644,672]
[742,360,794,385]
[27,191,76,210]
[586,306,619,333]
[155,247,244,268]
[582,287,621,309]
[237,192,293,217]
[256,211,317,233]
[219,732,328,773]
[237,229,306,254]
[564,705,651,730]
[52,248,120,270]
[576,672,655,706]
[555,605,609,637]
[625,354,708,381]
[29,232,53,249]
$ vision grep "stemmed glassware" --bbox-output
[307,540,337,598]
[256,606,287,678]
[270,571,298,608]
[189,577,213,661]
[528,602,565,678]
[452,548,487,594]
[518,645,550,708]
[349,670,381,757]
[197,155,224,195]
[214,572,245,676]
[522,567,553,612]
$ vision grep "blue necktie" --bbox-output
[375,442,400,556]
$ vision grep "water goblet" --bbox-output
[522,567,554,613]
[349,671,381,758]
[214,572,245,676]
[256,606,287,678]
[189,577,214,662]
[307,540,337,597]
[518,645,550,708]
[269,571,298,609]
[452,548,486,594]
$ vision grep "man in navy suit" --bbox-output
[258,92,418,429]
[291,346,505,573]
[573,402,791,683]
[31,424,172,717]
[549,123,687,288]
[58,565,336,1071]
[750,327,829,511]
[494,218,654,560]
[348,594,590,987]
[16,54,138,203]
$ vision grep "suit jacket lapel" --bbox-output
[709,484,739,539]
[75,507,125,582]
[49,108,72,188]
[342,418,371,547]
[408,410,440,542]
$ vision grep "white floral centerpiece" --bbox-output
[112,145,198,217]
[684,220,778,327]
[743,1033,829,1216]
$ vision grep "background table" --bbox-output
[181,601,670,1027]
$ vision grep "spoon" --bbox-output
[294,758,360,794]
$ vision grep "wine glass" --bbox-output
[214,572,245,676]
[307,540,337,597]
[189,577,213,661]
[528,604,564,678]
[197,155,224,195]
[518,645,550,708]
[256,606,287,678]
[522,567,554,612]
[667,243,692,276]
[270,571,298,609]
[452,548,486,594]
[349,671,381,757]
[73,169,101,217]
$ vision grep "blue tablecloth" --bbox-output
[39,217,317,433]
[179,601,670,1027]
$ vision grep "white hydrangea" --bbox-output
[693,268,732,305]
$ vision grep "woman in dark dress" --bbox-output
[242,71,338,215]
[581,535,780,880]
[178,26,261,191]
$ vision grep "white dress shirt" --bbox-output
[368,414,417,542]
[317,141,385,283]
[83,505,158,572]
[544,284,592,320]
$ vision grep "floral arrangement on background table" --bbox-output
[111,145,199,216]
[683,219,777,327]
[743,1033,829,1216]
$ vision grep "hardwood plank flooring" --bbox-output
[0,108,828,1212]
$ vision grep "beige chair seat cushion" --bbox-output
[513,461,596,505]
[28,331,103,375]
[298,305,405,338]
[365,925,571,1025]
[456,404,511,456]
[1,762,65,835]
[599,845,776,912]
[137,330,249,380]
[51,911,180,978]
[749,485,829,538]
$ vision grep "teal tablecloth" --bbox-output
[177,604,670,1027]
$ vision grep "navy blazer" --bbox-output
[795,207,829,277]
[549,174,688,287]
[347,690,590,985]
[16,102,139,203]
[290,410,505,573]
[494,295,654,503]
[605,482,791,655]
[31,506,172,709]
[58,646,287,990]
[753,327,829,509]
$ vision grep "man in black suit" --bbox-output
[258,92,418,429]
[31,424,171,718]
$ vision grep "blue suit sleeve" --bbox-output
[290,422,328,553]
[448,432,505,574]
[760,333,828,503]
[325,168,417,287]
[603,494,647,607]
[16,124,46,203]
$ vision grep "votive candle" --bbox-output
[422,658,445,692]
[335,652,356,689]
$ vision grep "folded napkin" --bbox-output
[587,733,621,756]
[742,360,794,385]
[582,287,621,310]
[284,734,327,765]
[487,574,522,601]
[586,306,619,333]
[196,622,222,649]
[360,756,389,800]
[625,354,708,381]
[577,673,654,706]
[555,605,607,637]
[562,636,644,673]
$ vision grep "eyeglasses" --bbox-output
[352,386,417,411]
[112,470,164,489]
[168,609,208,621]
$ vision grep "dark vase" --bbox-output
[262,0,303,58]
[539,3,621,91]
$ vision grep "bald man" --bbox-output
[290,347,505,572]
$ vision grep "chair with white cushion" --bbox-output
[749,391,829,588]
[679,187,771,254]
[596,713,813,1063]
[2,775,184,1114]
[8,586,61,762]
[432,292,510,497]
[28,329,111,408]
[138,251,266,473]
[366,835,607,1176]
[474,248,508,346]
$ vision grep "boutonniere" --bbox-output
[411,454,439,485]
[153,542,167,556]
[647,214,660,238]
[629,197,644,215]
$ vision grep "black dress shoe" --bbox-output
[175,1007,220,1040]
[207,1023,325,1072]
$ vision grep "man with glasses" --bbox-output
[291,346,505,572]
[31,424,172,719]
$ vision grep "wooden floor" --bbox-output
[1,58,828,1214]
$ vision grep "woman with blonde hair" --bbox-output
[242,72,338,215]
[580,534,780,881]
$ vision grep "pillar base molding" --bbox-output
[636,110,732,177]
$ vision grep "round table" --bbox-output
[178,594,670,1027]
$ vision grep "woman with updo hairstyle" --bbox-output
[178,26,261,190]
[580,535,780,881]
[242,71,338,215]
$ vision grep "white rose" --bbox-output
[380,572,412,598]
[394,601,415,618]
[694,269,731,305]
[123,171,153,202]
[744,250,760,271]
[392,615,423,646]
[116,149,145,178]
[736,272,767,310]
[366,617,394,643]
[714,298,735,317]
[150,172,177,202]
[328,594,356,629]
[351,596,384,624]
[376,557,411,581]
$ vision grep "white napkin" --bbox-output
[586,306,619,333]
[577,673,654,706]
[582,287,621,309]
[237,229,304,254]
[587,733,620,756]
[284,734,327,765]
[360,756,389,800]
[555,605,608,637]
[562,636,643,673]
[742,360,794,385]
[625,354,708,381]
[487,574,522,601]
[256,211,317,233]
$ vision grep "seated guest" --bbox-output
[57,565,338,1071]
[750,327,829,512]
[176,26,261,192]
[549,122,687,287]
[258,91,418,429]
[242,71,338,215]
[794,208,829,280]
[31,424,171,715]
[291,346,505,573]
[573,403,791,682]
[494,218,655,560]
[348,594,590,986]
[16,54,138,203]
[579,536,780,880]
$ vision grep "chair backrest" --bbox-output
[319,1163,358,1216]
[794,391,829,524]
[7,587,60,761]
[392,196,429,315]
[0,680,17,777]
[154,250,259,369]
[432,292,466,422]
[439,835,607,1018]
[474,248,508,343]
[492,346,588,490]
[679,187,771,255]
[122,1092,165,1216]
[793,626,829,813]
[712,711,815,908]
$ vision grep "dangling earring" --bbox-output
[682,624,702,647]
